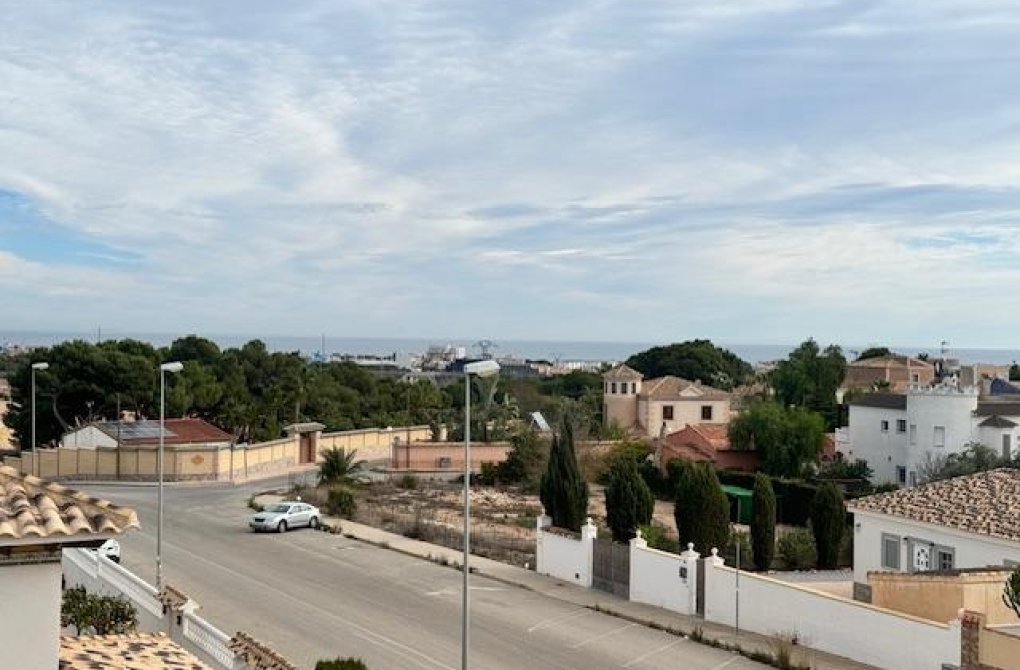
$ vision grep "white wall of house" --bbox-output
[702,557,961,670]
[628,538,697,615]
[60,425,117,449]
[847,388,981,486]
[851,509,1020,586]
[978,424,1020,461]
[645,398,731,436]
[535,516,595,588]
[0,560,61,670]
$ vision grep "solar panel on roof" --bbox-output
[110,421,175,439]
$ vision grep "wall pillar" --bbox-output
[960,610,983,670]
[580,517,597,588]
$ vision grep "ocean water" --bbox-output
[1,330,1018,366]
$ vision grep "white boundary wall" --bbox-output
[535,515,596,587]
[629,536,698,616]
[702,554,962,670]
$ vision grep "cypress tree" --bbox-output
[605,457,654,543]
[540,419,589,531]
[750,473,776,571]
[674,463,730,554]
[673,460,696,547]
[810,480,845,569]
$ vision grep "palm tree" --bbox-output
[318,447,366,485]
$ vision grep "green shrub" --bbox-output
[723,530,753,568]
[778,529,817,570]
[397,473,418,490]
[326,486,357,519]
[318,447,366,485]
[477,462,499,486]
[605,457,654,542]
[61,586,138,635]
[811,481,845,569]
[315,658,369,670]
[750,473,776,571]
[639,523,680,553]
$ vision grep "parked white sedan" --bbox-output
[249,501,321,533]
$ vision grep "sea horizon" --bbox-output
[2,329,1018,367]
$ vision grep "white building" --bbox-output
[842,386,1020,486]
[848,469,1020,601]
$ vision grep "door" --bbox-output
[592,538,630,598]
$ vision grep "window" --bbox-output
[662,405,674,420]
[909,424,917,445]
[881,420,890,432]
[911,372,920,383]
[701,405,713,421]
[933,426,946,448]
[936,546,955,571]
[1004,434,1013,461]
[631,383,637,394]
[882,534,901,569]
[897,466,907,484]
[909,471,917,487]
[611,382,617,394]
[896,419,907,433]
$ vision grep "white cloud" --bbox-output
[2,1,1020,346]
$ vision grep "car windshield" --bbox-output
[267,504,292,513]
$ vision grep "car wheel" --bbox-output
[277,520,288,533]
[309,516,319,530]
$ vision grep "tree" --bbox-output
[539,419,589,531]
[604,457,654,542]
[626,340,754,391]
[750,473,776,571]
[918,442,1009,483]
[856,347,892,361]
[61,586,138,635]
[810,481,845,570]
[1004,565,1020,618]
[728,401,825,477]
[318,448,366,485]
[496,428,547,489]
[1012,362,1020,382]
[674,464,730,554]
[770,339,847,429]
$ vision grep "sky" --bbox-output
[2,1,1020,348]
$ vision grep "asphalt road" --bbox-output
[81,478,767,670]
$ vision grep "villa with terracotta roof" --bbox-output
[848,469,1020,602]
[656,423,758,473]
[602,364,733,439]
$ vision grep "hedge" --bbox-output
[717,471,817,526]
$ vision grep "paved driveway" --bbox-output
[82,480,767,670]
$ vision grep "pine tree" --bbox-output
[750,473,776,571]
[540,419,589,531]
[604,457,654,543]
[674,463,730,554]
[810,480,845,569]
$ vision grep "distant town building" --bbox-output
[840,354,935,398]
[602,364,733,439]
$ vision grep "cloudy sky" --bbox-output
[3,1,1020,348]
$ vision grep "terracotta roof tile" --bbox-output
[848,469,1020,542]
[640,376,730,401]
[603,364,643,381]
[0,466,139,542]
[60,633,211,670]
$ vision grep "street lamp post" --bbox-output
[460,359,500,670]
[30,362,49,473]
[157,361,184,591]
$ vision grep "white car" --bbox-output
[248,501,321,533]
[95,539,121,563]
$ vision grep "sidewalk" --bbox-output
[326,513,881,670]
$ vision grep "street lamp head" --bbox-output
[160,361,184,373]
[31,362,49,370]
[464,359,500,378]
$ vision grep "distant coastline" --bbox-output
[1,330,1018,367]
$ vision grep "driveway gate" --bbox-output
[592,537,630,598]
